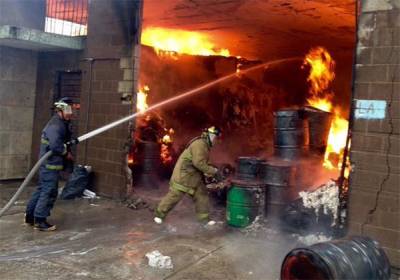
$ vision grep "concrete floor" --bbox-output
[0,181,302,280]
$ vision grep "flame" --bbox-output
[141,27,230,58]
[160,129,174,164]
[137,85,149,113]
[162,134,172,144]
[160,144,173,164]
[304,47,349,177]
[307,97,333,112]
[303,47,335,97]
[323,114,349,169]
[127,153,135,165]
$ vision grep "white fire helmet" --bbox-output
[54,97,73,114]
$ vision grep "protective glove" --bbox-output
[214,168,225,182]
[66,138,79,147]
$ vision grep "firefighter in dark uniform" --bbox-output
[154,126,223,225]
[25,97,74,231]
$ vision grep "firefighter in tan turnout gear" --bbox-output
[154,126,223,225]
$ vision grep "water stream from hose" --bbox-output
[0,56,301,217]
[78,57,301,142]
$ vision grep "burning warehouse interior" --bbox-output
[0,0,399,279]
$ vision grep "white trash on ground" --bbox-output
[295,233,332,246]
[145,250,173,269]
[82,189,97,199]
[299,180,339,222]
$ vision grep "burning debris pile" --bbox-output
[141,27,230,58]
[129,85,176,188]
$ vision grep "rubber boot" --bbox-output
[24,213,34,226]
[34,217,56,231]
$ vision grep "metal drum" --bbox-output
[260,160,297,219]
[135,141,160,188]
[281,236,391,280]
[305,106,333,156]
[274,109,309,160]
[236,157,263,180]
[259,160,296,186]
[226,179,265,228]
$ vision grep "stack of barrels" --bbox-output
[226,106,333,227]
[273,107,333,160]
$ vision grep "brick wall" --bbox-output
[76,0,139,198]
[0,46,38,179]
[348,0,399,267]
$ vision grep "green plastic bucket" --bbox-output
[226,180,265,228]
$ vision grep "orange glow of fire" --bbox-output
[160,143,173,164]
[160,129,174,164]
[137,85,149,113]
[141,27,230,58]
[127,153,135,166]
[307,97,333,113]
[303,47,335,97]
[162,134,172,144]
[323,114,349,169]
[304,47,349,177]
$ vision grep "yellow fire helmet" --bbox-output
[207,126,222,136]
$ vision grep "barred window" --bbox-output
[45,0,88,36]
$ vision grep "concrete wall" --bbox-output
[0,0,46,30]
[75,0,139,198]
[348,0,400,267]
[31,51,82,165]
[0,46,38,179]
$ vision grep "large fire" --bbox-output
[304,47,335,97]
[304,47,349,176]
[135,84,174,167]
[141,27,230,58]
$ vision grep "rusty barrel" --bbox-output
[281,236,391,280]
[274,109,309,160]
[135,141,160,188]
[259,160,296,218]
[235,157,263,180]
[305,106,333,156]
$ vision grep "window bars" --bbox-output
[45,0,88,36]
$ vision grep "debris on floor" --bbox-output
[125,196,149,210]
[295,233,332,246]
[83,189,97,199]
[239,216,277,237]
[145,250,173,269]
[299,180,339,222]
